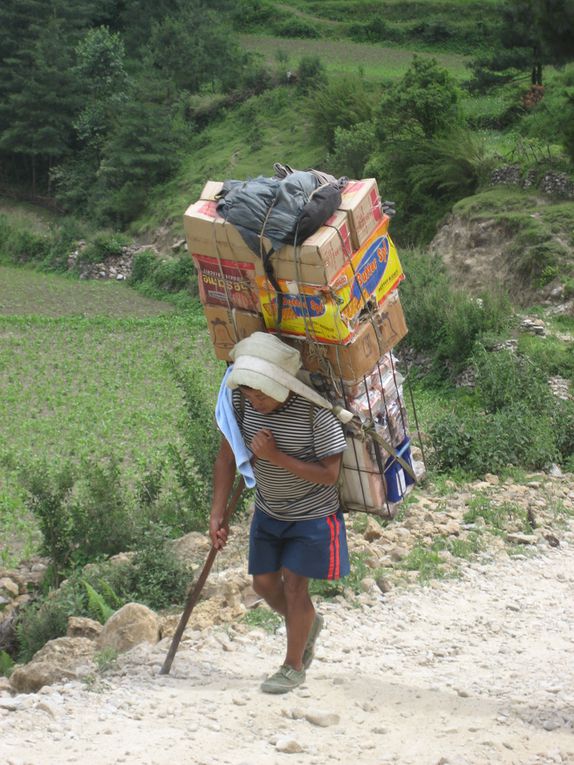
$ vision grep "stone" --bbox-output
[506,533,537,545]
[363,517,383,542]
[389,546,409,562]
[484,473,499,485]
[304,709,340,727]
[275,737,303,753]
[97,603,160,653]
[0,578,19,597]
[376,576,392,593]
[169,532,210,565]
[10,637,96,693]
[360,577,377,593]
[67,616,102,640]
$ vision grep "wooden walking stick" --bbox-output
[159,477,245,675]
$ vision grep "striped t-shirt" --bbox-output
[232,391,347,521]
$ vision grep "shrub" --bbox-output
[20,462,76,584]
[0,217,51,265]
[16,598,70,662]
[327,121,376,178]
[167,359,222,529]
[428,411,473,471]
[297,56,327,94]
[70,456,137,562]
[553,399,574,461]
[308,75,373,151]
[399,251,512,375]
[80,232,130,265]
[130,250,159,284]
[430,406,559,476]
[274,18,320,38]
[472,346,554,415]
[122,523,191,610]
[151,256,196,293]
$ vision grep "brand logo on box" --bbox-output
[350,236,390,302]
[265,292,327,319]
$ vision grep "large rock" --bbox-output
[169,531,210,566]
[97,603,160,653]
[10,637,96,693]
[67,616,102,640]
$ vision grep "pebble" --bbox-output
[275,737,304,753]
[304,710,340,727]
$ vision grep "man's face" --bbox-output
[238,385,284,414]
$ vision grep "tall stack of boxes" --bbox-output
[183,177,417,517]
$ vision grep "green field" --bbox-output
[0,267,224,564]
[240,33,469,80]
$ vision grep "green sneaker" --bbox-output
[260,664,306,694]
[302,613,324,670]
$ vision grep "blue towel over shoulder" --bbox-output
[215,366,256,489]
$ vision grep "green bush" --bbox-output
[327,121,376,179]
[399,251,512,375]
[273,18,320,39]
[297,56,327,94]
[430,344,564,475]
[472,346,554,414]
[122,523,191,610]
[553,399,574,461]
[308,75,373,151]
[430,405,558,476]
[130,250,159,283]
[0,216,51,265]
[70,457,137,563]
[80,232,130,265]
[152,256,196,293]
[20,462,77,584]
[129,251,197,298]
[167,358,222,529]
[16,598,71,662]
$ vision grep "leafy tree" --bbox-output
[327,121,376,178]
[469,0,574,90]
[147,0,248,94]
[308,75,373,151]
[74,26,129,153]
[297,55,328,94]
[0,0,100,191]
[92,64,189,224]
[377,56,461,141]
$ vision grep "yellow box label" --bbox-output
[258,227,403,344]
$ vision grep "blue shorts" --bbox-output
[248,508,350,580]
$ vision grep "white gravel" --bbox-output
[1,536,573,765]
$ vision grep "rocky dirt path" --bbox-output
[1,527,573,765]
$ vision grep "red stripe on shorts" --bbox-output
[334,517,341,579]
[327,515,336,580]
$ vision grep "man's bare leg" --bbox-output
[282,569,315,670]
[252,569,315,671]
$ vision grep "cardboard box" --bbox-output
[184,197,260,265]
[339,178,385,249]
[290,291,408,383]
[264,209,353,283]
[204,305,266,361]
[341,436,393,516]
[184,181,355,283]
[257,224,404,344]
[192,253,260,313]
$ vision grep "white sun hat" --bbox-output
[227,332,354,423]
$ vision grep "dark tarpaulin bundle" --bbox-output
[215,168,347,255]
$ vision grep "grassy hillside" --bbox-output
[237,0,502,54]
[0,266,223,565]
[240,34,469,80]
[137,86,326,233]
